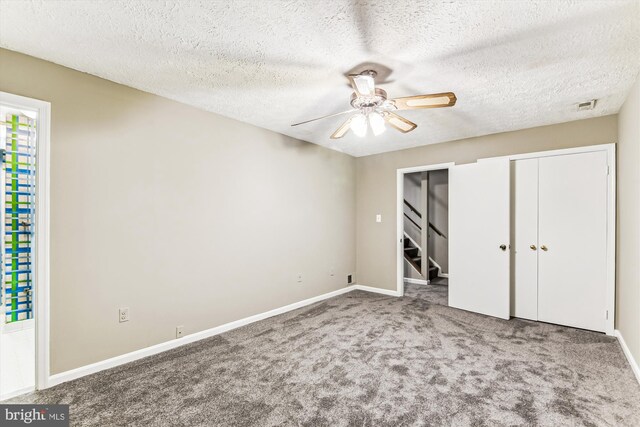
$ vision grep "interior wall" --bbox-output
[356,115,618,292]
[616,72,640,367]
[0,48,357,374]
[427,170,448,274]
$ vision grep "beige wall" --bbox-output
[617,73,640,367]
[356,115,618,291]
[0,49,356,374]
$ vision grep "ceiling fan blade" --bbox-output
[330,116,354,139]
[384,112,417,133]
[392,92,457,110]
[291,109,356,127]
[348,74,375,96]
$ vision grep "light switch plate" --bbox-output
[376,214,382,223]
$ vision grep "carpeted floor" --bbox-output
[10,285,640,426]
[404,281,448,305]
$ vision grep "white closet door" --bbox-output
[510,158,538,320]
[538,151,608,332]
[449,158,511,319]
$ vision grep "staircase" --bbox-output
[403,198,447,281]
[403,238,439,280]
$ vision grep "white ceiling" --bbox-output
[1,0,638,157]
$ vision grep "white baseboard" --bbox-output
[41,293,638,393]
[404,278,430,286]
[0,386,35,402]
[615,329,640,384]
[353,284,402,297]
[47,285,358,388]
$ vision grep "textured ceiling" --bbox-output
[1,0,639,157]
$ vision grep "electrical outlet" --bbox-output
[376,214,382,223]
[119,307,130,323]
[176,325,184,339]
[297,273,303,284]
[347,274,353,284]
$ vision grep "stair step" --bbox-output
[403,252,422,274]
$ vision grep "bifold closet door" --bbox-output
[537,152,608,332]
[449,158,510,319]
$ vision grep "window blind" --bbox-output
[1,113,36,324]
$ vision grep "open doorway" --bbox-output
[396,163,453,302]
[0,92,50,400]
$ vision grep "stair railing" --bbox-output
[403,199,447,239]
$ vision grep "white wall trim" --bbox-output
[352,284,402,297]
[46,285,361,388]
[492,143,616,162]
[397,162,455,297]
[404,278,430,286]
[615,330,640,385]
[46,285,400,388]
[0,91,51,394]
[604,144,617,336]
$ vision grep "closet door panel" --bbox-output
[449,158,511,319]
[510,159,538,320]
[538,151,608,332]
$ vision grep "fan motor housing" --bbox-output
[350,88,388,110]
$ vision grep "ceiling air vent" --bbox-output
[577,99,597,111]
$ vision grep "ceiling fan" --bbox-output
[291,70,457,139]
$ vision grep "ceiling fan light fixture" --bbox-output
[291,69,456,139]
[350,114,368,137]
[369,112,386,136]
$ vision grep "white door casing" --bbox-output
[0,91,50,396]
[449,158,511,319]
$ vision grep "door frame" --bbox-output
[396,162,455,296]
[493,143,616,335]
[0,91,51,395]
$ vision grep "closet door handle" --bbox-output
[499,244,507,251]
[530,245,537,250]
[540,245,548,251]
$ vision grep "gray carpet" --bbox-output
[404,281,448,305]
[10,287,640,426]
